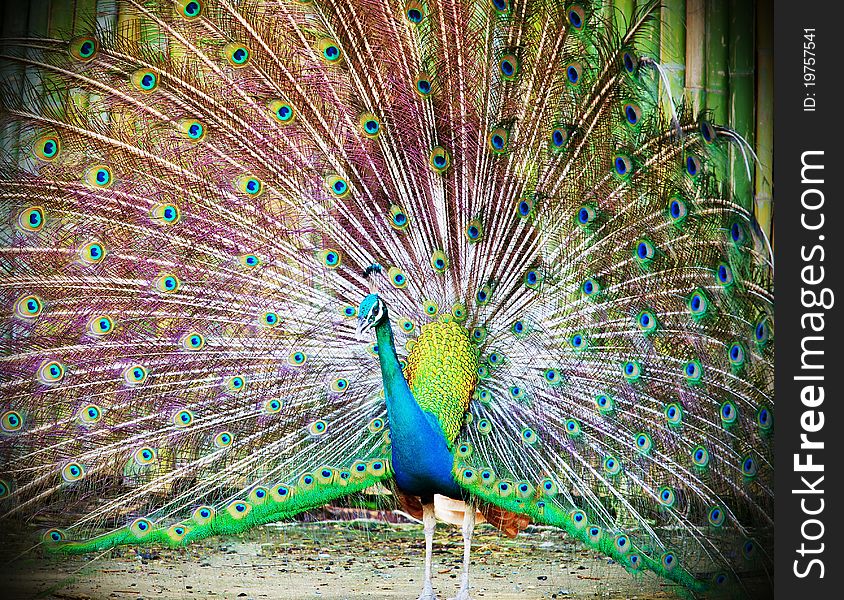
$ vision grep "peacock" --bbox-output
[0,0,774,598]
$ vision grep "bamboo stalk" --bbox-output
[705,0,729,183]
[684,0,705,116]
[659,0,685,118]
[613,0,635,37]
[704,0,729,123]
[755,0,773,241]
[1,0,31,163]
[728,0,755,212]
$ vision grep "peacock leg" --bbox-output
[448,502,475,600]
[417,501,438,600]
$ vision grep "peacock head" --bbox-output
[357,294,387,337]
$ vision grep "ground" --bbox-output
[5,521,687,600]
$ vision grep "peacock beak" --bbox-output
[356,316,372,340]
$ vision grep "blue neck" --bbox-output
[374,319,461,499]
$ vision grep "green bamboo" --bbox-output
[704,0,728,123]
[613,0,635,37]
[705,0,729,183]
[659,0,685,118]
[635,0,660,57]
[1,0,31,163]
[684,0,705,115]
[728,0,755,211]
[754,0,773,240]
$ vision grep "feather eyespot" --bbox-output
[521,427,538,445]
[491,0,510,14]
[213,431,233,448]
[451,302,467,321]
[757,406,773,431]
[193,506,215,524]
[414,73,433,97]
[404,1,424,24]
[15,294,43,319]
[131,69,159,93]
[741,455,758,479]
[179,119,206,142]
[17,206,45,232]
[288,351,307,366]
[78,404,103,425]
[61,462,85,483]
[754,318,771,345]
[326,175,350,198]
[38,360,65,384]
[567,5,586,29]
[622,51,638,74]
[43,529,65,543]
[33,134,60,161]
[499,55,519,81]
[613,154,632,177]
[465,218,484,242]
[134,447,157,466]
[636,310,657,334]
[623,103,642,126]
[688,289,710,318]
[1,410,24,433]
[429,147,450,172]
[516,196,535,218]
[576,205,597,226]
[692,445,710,468]
[430,250,449,273]
[130,518,153,537]
[264,399,283,414]
[700,120,717,143]
[685,154,702,177]
[318,249,342,269]
[622,360,642,381]
[389,204,410,230]
[476,285,492,305]
[78,241,107,265]
[151,203,180,225]
[69,36,98,61]
[550,127,568,150]
[236,175,263,197]
[595,394,614,413]
[664,403,683,425]
[667,196,689,222]
[269,100,296,124]
[308,420,328,436]
[720,401,738,426]
[359,113,381,138]
[181,332,205,351]
[318,38,342,63]
[565,62,582,85]
[223,43,251,67]
[683,360,703,384]
[85,165,113,188]
[581,278,600,297]
[176,0,203,19]
[707,505,725,526]
[603,456,621,475]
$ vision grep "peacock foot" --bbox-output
[416,584,438,600]
[447,590,472,600]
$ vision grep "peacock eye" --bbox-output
[223,43,251,67]
[318,38,342,63]
[565,62,582,85]
[499,56,518,81]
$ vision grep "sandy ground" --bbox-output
[4,521,689,600]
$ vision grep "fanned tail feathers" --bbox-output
[1,0,772,595]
